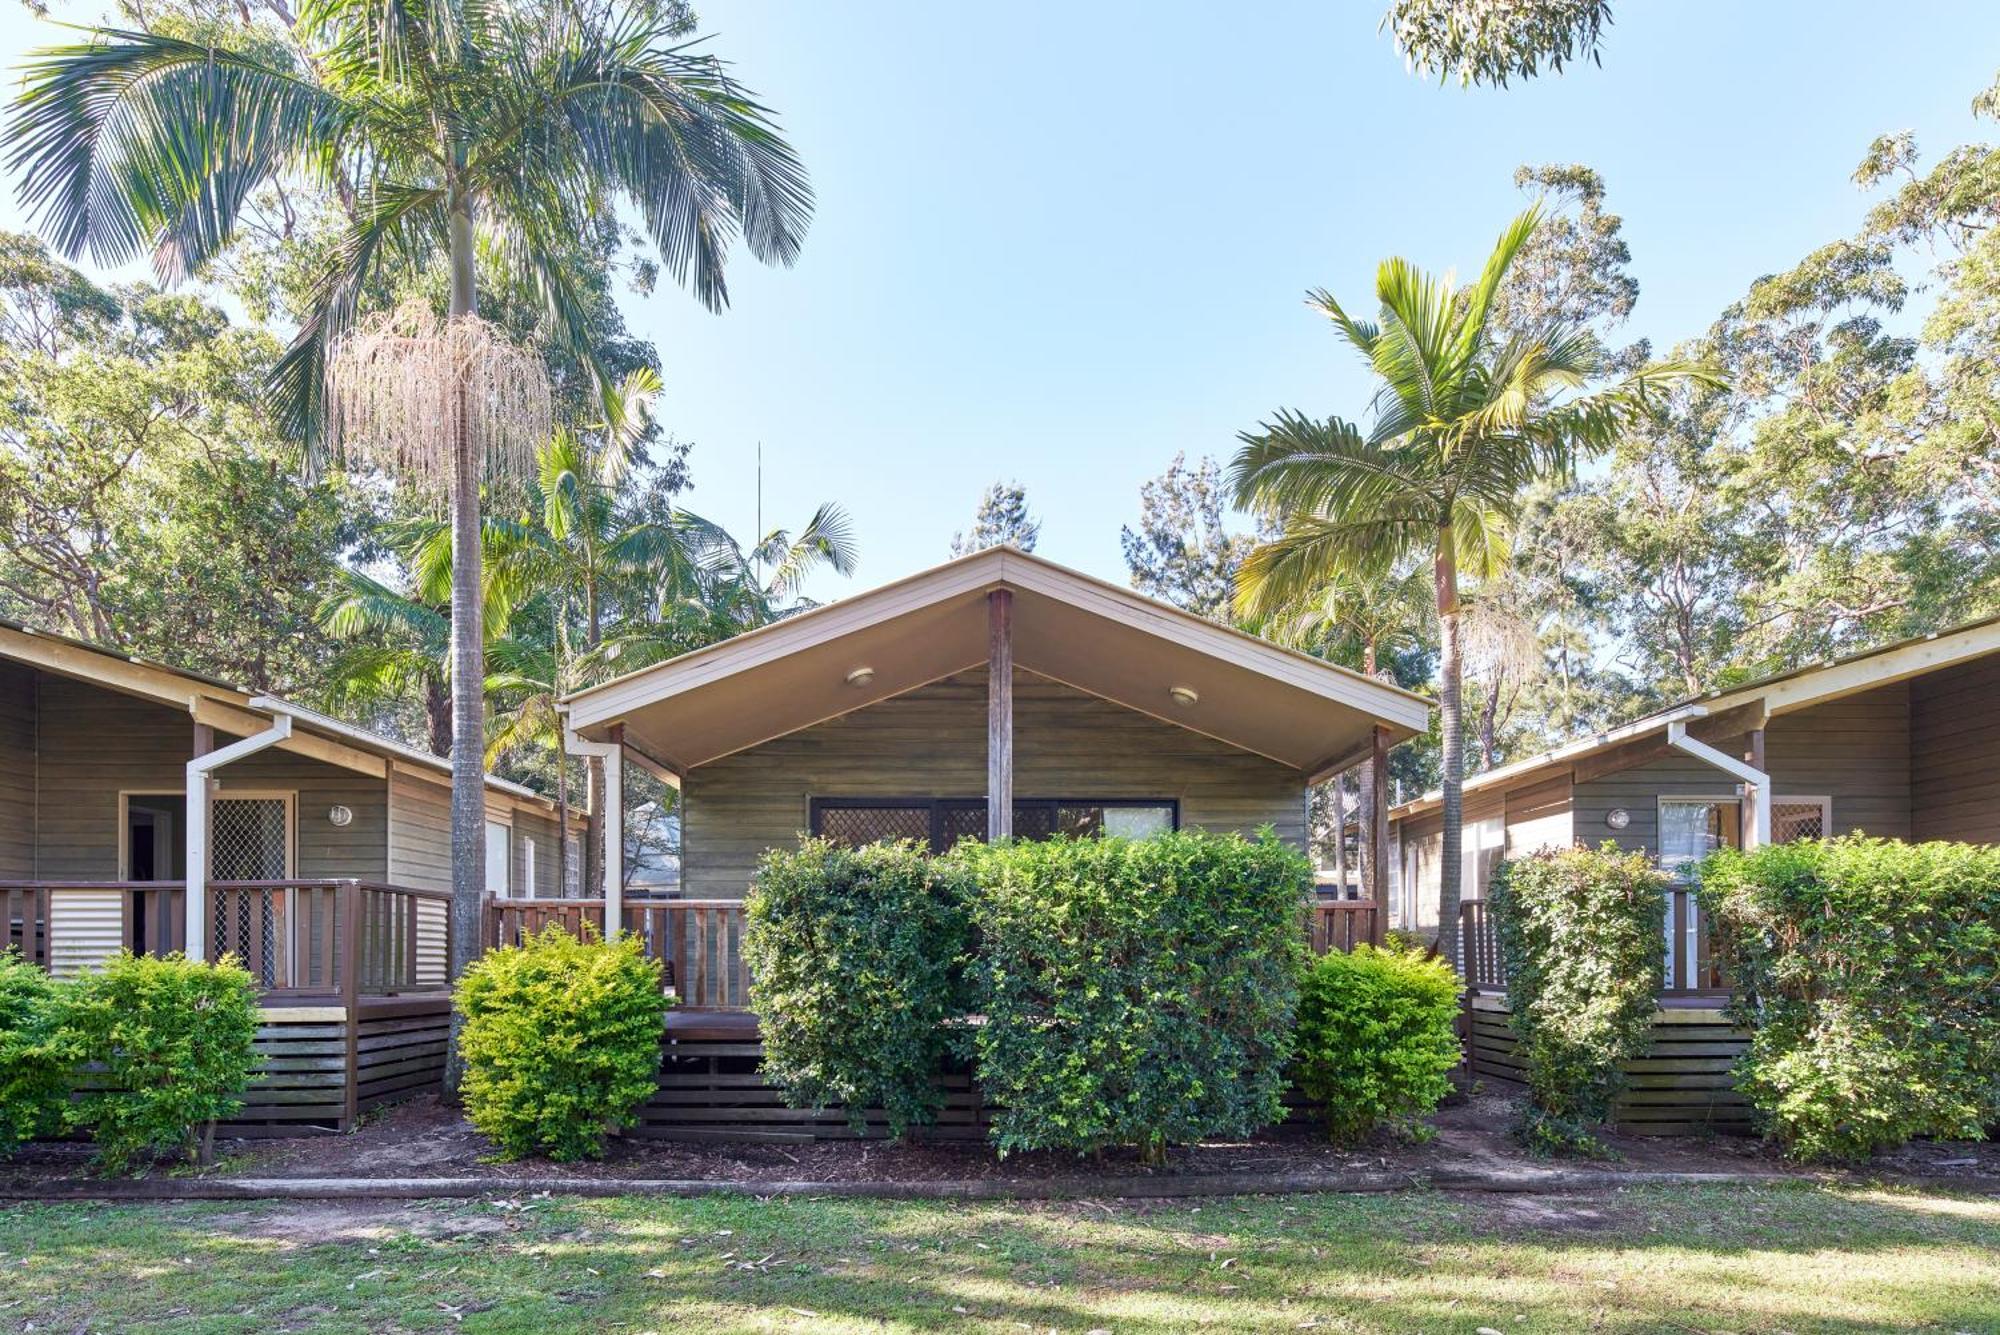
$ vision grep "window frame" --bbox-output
[808,796,1181,852]
[1771,795,1833,843]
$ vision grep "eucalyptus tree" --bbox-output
[10,0,812,985]
[1231,208,1720,964]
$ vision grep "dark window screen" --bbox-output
[812,798,1177,851]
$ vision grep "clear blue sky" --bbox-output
[5,2,1998,599]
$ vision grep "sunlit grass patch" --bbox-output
[0,1182,1994,1333]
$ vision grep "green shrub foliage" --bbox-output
[746,838,975,1137]
[1294,943,1462,1143]
[54,951,260,1170]
[959,829,1309,1162]
[454,926,667,1161]
[1699,836,2000,1161]
[1490,844,1667,1154]
[0,950,66,1154]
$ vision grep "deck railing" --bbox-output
[485,896,752,1010]
[1458,891,1728,996]
[5,879,449,999]
[486,893,1380,1012]
[1309,899,1381,953]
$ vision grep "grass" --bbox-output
[1,1182,1996,1333]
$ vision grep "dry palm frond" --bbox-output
[326,304,551,495]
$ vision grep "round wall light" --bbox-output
[1168,684,1199,708]
[845,666,876,687]
[1605,807,1631,831]
[327,804,354,828]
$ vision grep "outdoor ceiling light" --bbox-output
[1169,684,1199,707]
[845,666,876,687]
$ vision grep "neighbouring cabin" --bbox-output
[0,619,584,1133]
[1390,617,2000,1133]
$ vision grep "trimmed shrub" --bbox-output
[454,925,667,1161]
[745,838,975,1138]
[1490,844,1667,1155]
[0,950,66,1154]
[1294,943,1462,1143]
[54,951,260,1170]
[1699,836,2000,1161]
[957,828,1309,1162]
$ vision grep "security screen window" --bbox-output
[811,799,1178,852]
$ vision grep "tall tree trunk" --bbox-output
[1329,776,1347,892]
[583,579,606,896]
[1435,531,1464,969]
[556,755,571,897]
[1355,640,1378,906]
[444,181,484,1093]
[426,676,452,758]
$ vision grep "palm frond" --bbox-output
[8,29,348,277]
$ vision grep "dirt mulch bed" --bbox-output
[6,1079,1996,1191]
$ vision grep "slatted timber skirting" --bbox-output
[1465,991,1754,1136]
[635,1013,995,1145]
[225,997,451,1137]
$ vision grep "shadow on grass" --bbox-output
[2,1183,1997,1333]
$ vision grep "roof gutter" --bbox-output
[1665,715,1772,848]
[1390,704,1711,821]
[250,695,547,803]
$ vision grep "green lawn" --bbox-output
[1,1183,1995,1334]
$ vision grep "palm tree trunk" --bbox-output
[444,180,484,1093]
[1435,531,1464,970]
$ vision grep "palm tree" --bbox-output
[319,570,453,756]
[1231,208,1722,966]
[10,1,812,988]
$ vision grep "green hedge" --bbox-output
[0,950,66,1154]
[956,829,1309,1162]
[745,839,975,1137]
[55,951,260,1170]
[1699,836,2000,1161]
[1293,943,1462,1143]
[454,926,667,1161]
[1490,844,1667,1154]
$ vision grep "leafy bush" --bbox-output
[1490,844,1667,1154]
[746,838,975,1138]
[54,951,260,1170]
[1293,943,1462,1143]
[1699,836,2000,1161]
[454,925,667,1161]
[0,950,66,1154]
[958,829,1309,1162]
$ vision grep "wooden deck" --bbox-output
[11,878,455,1133]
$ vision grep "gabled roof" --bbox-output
[0,615,567,817]
[1390,611,2000,821]
[563,546,1433,777]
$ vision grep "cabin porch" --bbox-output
[5,878,452,1133]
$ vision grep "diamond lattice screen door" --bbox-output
[211,796,291,984]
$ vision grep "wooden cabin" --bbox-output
[0,616,583,1132]
[1388,615,2000,1133]
[507,547,1433,1138]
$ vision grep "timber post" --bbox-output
[987,588,1014,840]
[1367,725,1390,946]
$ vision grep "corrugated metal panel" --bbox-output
[413,897,448,987]
[47,887,123,978]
